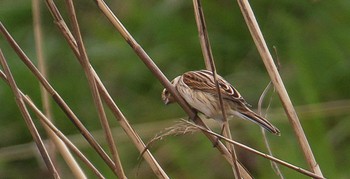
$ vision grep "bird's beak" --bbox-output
[164,98,170,105]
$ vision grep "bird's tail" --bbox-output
[238,108,280,135]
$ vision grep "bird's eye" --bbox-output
[163,89,170,97]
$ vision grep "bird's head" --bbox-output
[161,76,181,105]
[161,88,175,105]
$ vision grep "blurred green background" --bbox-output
[1,0,349,178]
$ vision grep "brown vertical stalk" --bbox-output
[192,1,211,70]
[32,0,51,118]
[0,50,60,179]
[192,0,243,178]
[32,0,51,128]
[32,0,55,159]
[64,0,126,177]
[236,0,323,176]
[32,1,87,178]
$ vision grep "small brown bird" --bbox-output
[162,70,280,135]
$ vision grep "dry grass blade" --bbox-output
[192,0,243,178]
[236,0,323,176]
[182,119,325,179]
[64,0,125,177]
[258,48,283,178]
[0,50,60,179]
[258,82,284,178]
[45,1,168,178]
[0,22,117,174]
[93,1,250,176]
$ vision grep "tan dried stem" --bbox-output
[45,1,168,178]
[192,0,243,178]
[32,1,86,178]
[0,22,117,174]
[0,49,60,179]
[236,0,323,176]
[64,0,125,177]
[32,0,55,162]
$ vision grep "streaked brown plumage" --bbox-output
[162,70,280,135]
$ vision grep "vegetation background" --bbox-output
[1,0,349,178]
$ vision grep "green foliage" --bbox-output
[1,0,349,178]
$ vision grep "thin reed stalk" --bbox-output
[64,0,125,177]
[32,0,56,162]
[0,50,59,179]
[192,0,243,178]
[32,0,86,178]
[236,0,323,176]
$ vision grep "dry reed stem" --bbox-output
[93,0,250,175]
[192,0,213,71]
[64,0,125,177]
[236,0,323,176]
[32,0,49,117]
[192,0,243,178]
[0,22,117,174]
[0,50,60,179]
[0,69,103,178]
[32,1,87,178]
[32,0,56,163]
[182,119,325,179]
[45,1,169,178]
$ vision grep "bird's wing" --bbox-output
[182,70,247,103]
